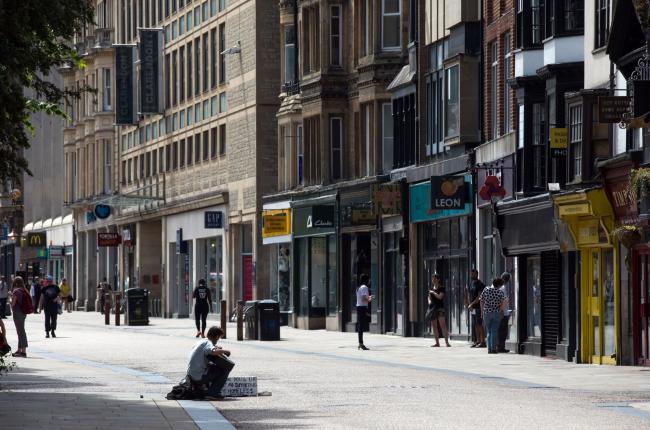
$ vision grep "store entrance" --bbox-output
[383,232,404,335]
[637,252,650,366]
[585,247,616,365]
[343,232,373,330]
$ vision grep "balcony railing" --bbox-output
[95,28,114,48]
[282,81,300,95]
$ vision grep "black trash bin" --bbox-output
[257,300,280,341]
[243,300,259,340]
[125,288,149,326]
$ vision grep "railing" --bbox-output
[282,81,300,95]
[95,28,114,48]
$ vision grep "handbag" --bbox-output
[424,308,435,323]
[0,334,11,356]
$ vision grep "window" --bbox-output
[146,151,151,177]
[219,123,226,155]
[219,0,225,12]
[172,20,177,40]
[284,25,296,84]
[503,33,512,133]
[595,0,609,49]
[210,127,217,158]
[179,15,185,35]
[210,0,216,16]
[219,92,226,113]
[330,6,342,67]
[445,65,459,138]
[159,149,164,173]
[179,110,185,129]
[194,36,201,95]
[360,104,371,176]
[102,140,111,194]
[127,158,132,182]
[302,6,320,74]
[165,54,171,109]
[569,104,583,180]
[211,96,218,116]
[360,0,370,57]
[381,0,400,51]
[187,106,193,125]
[211,28,218,87]
[102,68,111,111]
[203,33,209,92]
[121,160,126,185]
[194,134,201,163]
[426,45,445,156]
[202,1,208,20]
[180,139,186,168]
[172,112,178,131]
[187,42,193,99]
[381,103,393,173]
[203,100,209,119]
[187,11,193,31]
[219,23,226,84]
[187,136,193,166]
[172,141,178,170]
[490,42,498,139]
[179,46,185,103]
[532,102,547,188]
[296,124,304,185]
[203,130,209,160]
[152,149,158,175]
[172,50,178,106]
[194,6,201,27]
[330,117,343,181]
[195,102,201,122]
[564,0,583,32]
[165,144,171,172]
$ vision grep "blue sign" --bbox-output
[409,174,473,224]
[94,204,112,219]
[176,228,188,254]
[0,225,7,240]
[86,211,97,224]
[204,211,224,229]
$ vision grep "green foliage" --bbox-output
[630,168,650,200]
[0,354,16,377]
[635,0,650,30]
[0,0,94,183]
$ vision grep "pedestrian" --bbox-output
[480,278,507,354]
[356,273,372,350]
[59,277,72,312]
[193,279,213,338]
[498,272,513,353]
[40,276,61,338]
[10,276,32,357]
[427,273,451,347]
[466,269,486,348]
[186,326,233,399]
[97,278,112,315]
[30,277,42,314]
[0,276,8,319]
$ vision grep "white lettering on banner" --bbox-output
[219,376,258,397]
[433,198,462,208]
[313,219,333,227]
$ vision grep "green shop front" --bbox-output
[292,200,337,330]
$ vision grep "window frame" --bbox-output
[381,0,401,51]
[594,0,609,49]
[102,68,112,111]
[297,124,304,185]
[568,103,583,181]
[330,116,343,181]
[330,5,342,67]
[444,64,460,139]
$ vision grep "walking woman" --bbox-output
[428,274,451,347]
[356,274,372,350]
[480,278,507,354]
[10,277,32,357]
[193,279,213,338]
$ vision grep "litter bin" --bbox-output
[243,300,259,340]
[125,288,149,326]
[257,300,280,341]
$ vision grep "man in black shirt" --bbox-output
[39,276,60,338]
[466,269,486,348]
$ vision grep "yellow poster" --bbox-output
[262,209,291,238]
[550,128,568,149]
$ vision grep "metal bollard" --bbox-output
[220,300,227,339]
[104,294,110,325]
[236,300,244,341]
[115,294,121,326]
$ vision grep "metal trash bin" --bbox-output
[243,300,259,340]
[125,288,149,325]
[257,299,280,341]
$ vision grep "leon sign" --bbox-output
[430,176,467,210]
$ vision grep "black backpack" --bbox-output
[44,287,58,300]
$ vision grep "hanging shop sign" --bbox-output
[204,211,224,229]
[479,175,507,202]
[27,232,46,247]
[36,248,48,259]
[122,228,133,246]
[598,96,632,123]
[115,45,135,125]
[410,175,472,224]
[175,228,188,254]
[49,246,64,258]
[86,211,97,224]
[139,29,163,114]
[372,184,401,215]
[430,176,468,210]
[94,204,112,220]
[98,233,122,247]
[550,128,568,157]
[262,209,291,238]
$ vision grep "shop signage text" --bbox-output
[307,205,335,228]
[115,45,135,125]
[372,184,401,215]
[430,176,467,210]
[293,205,336,237]
[27,232,46,247]
[204,211,224,229]
[139,29,161,114]
[49,246,64,257]
[558,203,590,217]
[550,128,567,157]
[410,176,472,224]
[98,233,122,247]
[598,96,632,123]
[262,209,291,238]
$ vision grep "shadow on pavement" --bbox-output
[220,408,325,429]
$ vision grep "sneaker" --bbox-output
[470,343,479,348]
[478,342,487,348]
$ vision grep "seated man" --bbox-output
[186,326,233,398]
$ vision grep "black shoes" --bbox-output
[51,331,56,338]
[358,344,369,350]
[46,332,50,338]
[498,349,510,353]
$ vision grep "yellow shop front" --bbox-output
[554,189,618,365]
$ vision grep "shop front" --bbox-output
[410,175,473,340]
[555,188,618,365]
[262,202,292,325]
[291,199,337,330]
[496,194,575,360]
[165,206,227,318]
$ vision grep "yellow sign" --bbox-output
[262,209,291,238]
[559,203,590,217]
[550,128,568,149]
[372,184,401,215]
[578,220,600,245]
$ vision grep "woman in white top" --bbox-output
[356,274,372,350]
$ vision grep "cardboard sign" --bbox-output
[220,376,258,397]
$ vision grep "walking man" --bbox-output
[466,269,486,348]
[40,276,60,338]
[0,276,8,319]
[498,272,513,353]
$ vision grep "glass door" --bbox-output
[642,254,650,365]
[587,248,616,365]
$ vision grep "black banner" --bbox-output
[430,176,467,210]
[115,45,135,124]
[139,29,161,114]
[27,232,47,247]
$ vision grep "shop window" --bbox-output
[437,220,450,249]
[330,6,342,67]
[568,103,583,180]
[330,116,343,181]
[275,245,292,312]
[532,102,547,188]
[327,235,337,316]
[381,0,400,51]
[527,255,542,338]
[297,238,310,315]
[594,0,609,49]
[445,65,459,138]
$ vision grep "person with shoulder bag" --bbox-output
[427,273,451,347]
[10,276,32,357]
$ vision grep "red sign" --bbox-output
[479,175,507,202]
[98,233,122,247]
[242,255,253,301]
[603,164,638,223]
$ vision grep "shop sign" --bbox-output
[98,233,122,247]
[262,209,291,238]
[577,219,608,246]
[558,203,591,217]
[598,96,632,123]
[122,228,133,246]
[27,232,46,247]
[94,204,111,219]
[308,205,335,228]
[478,175,507,202]
[604,173,637,223]
[550,128,568,157]
[372,184,401,215]
[115,45,135,125]
[293,205,336,237]
[410,175,472,224]
[86,211,97,224]
[36,248,48,259]
[204,211,224,229]
[352,207,376,225]
[139,29,162,114]
[65,245,74,256]
[430,176,467,209]
[49,246,64,257]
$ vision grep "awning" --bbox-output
[62,214,73,225]
[387,65,416,92]
[42,218,53,229]
[32,220,43,230]
[52,216,63,226]
[22,222,34,233]
[607,0,646,79]
[553,188,615,248]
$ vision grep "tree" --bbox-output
[0,1,94,184]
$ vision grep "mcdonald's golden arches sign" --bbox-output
[27,232,46,247]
